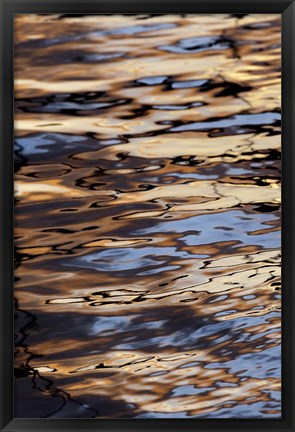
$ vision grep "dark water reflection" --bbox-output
[14,13,281,418]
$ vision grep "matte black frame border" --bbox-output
[0,1,294,431]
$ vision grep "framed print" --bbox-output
[0,0,294,431]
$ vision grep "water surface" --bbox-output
[14,13,281,418]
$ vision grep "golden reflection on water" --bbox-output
[14,13,281,418]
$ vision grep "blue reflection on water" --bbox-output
[134,210,280,248]
[170,112,281,132]
[67,246,208,272]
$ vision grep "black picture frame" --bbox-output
[0,1,294,431]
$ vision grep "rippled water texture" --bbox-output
[14,14,281,418]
